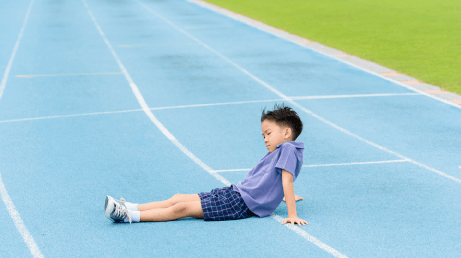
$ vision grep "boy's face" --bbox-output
[261,119,292,153]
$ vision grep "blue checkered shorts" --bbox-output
[198,186,255,221]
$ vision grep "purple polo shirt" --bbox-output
[231,141,304,218]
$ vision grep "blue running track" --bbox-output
[1,0,461,257]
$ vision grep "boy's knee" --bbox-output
[171,193,181,199]
[172,202,188,214]
[169,193,182,204]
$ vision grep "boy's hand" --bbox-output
[282,216,308,226]
[283,195,303,202]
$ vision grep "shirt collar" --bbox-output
[276,141,304,149]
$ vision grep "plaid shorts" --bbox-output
[198,186,255,221]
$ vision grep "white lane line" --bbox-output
[0,99,279,124]
[289,93,421,100]
[15,72,122,78]
[187,0,461,110]
[0,0,44,257]
[0,173,44,258]
[117,43,199,47]
[212,160,408,173]
[84,1,346,257]
[213,168,252,173]
[121,1,347,257]
[303,160,408,167]
[81,0,233,187]
[0,0,35,101]
[136,0,461,185]
[296,104,461,184]
[149,98,281,109]
[0,109,144,123]
[271,214,348,258]
[0,94,417,124]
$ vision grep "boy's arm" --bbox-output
[283,195,304,202]
[281,169,308,226]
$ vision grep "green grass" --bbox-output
[204,0,461,95]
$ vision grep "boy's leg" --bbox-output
[140,201,204,222]
[138,194,200,211]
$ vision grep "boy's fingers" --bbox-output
[283,218,310,227]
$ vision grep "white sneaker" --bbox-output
[104,196,126,211]
[105,196,132,224]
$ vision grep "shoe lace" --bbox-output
[113,204,132,224]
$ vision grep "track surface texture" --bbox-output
[1,0,460,257]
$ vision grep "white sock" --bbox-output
[124,202,139,211]
[124,210,141,223]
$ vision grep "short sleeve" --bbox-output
[275,144,297,177]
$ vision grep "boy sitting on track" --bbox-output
[104,103,308,226]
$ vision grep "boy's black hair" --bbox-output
[261,103,303,140]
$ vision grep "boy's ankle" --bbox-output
[125,202,139,211]
[124,210,141,223]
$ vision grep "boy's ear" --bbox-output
[284,127,292,139]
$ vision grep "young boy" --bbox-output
[105,103,308,226]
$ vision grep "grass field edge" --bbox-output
[187,0,461,108]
